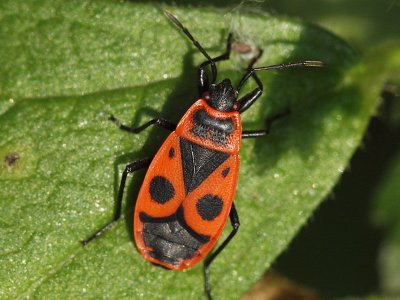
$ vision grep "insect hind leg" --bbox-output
[203,203,240,300]
[82,158,152,246]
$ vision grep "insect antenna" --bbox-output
[164,10,217,82]
[237,60,324,92]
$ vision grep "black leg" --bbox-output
[238,60,324,114]
[237,74,263,114]
[198,33,233,96]
[109,115,176,134]
[237,50,264,114]
[242,108,291,139]
[82,158,152,246]
[204,203,240,300]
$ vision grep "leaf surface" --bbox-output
[0,1,380,299]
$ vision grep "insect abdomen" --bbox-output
[139,208,210,267]
[135,126,239,270]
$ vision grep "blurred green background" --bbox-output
[260,0,400,298]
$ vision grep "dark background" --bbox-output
[265,0,400,298]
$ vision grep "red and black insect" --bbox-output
[83,11,323,299]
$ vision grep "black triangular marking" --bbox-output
[179,138,229,195]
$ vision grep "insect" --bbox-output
[83,11,323,299]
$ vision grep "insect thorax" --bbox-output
[175,99,242,154]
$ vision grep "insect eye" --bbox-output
[202,91,210,100]
[232,101,240,111]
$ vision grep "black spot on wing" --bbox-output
[149,176,175,204]
[196,194,223,221]
[221,167,230,177]
[180,138,229,195]
[169,147,175,158]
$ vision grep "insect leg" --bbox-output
[109,115,176,134]
[237,75,263,114]
[237,50,264,114]
[242,108,291,138]
[82,158,152,246]
[198,33,233,96]
[238,60,323,114]
[204,203,240,300]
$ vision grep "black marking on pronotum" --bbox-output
[196,194,223,221]
[194,109,234,133]
[191,109,234,145]
[169,147,175,158]
[179,138,229,195]
[221,167,230,177]
[149,176,175,204]
[140,207,210,265]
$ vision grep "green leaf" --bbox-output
[0,1,381,299]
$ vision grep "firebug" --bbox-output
[83,11,323,299]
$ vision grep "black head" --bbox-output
[205,79,238,112]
